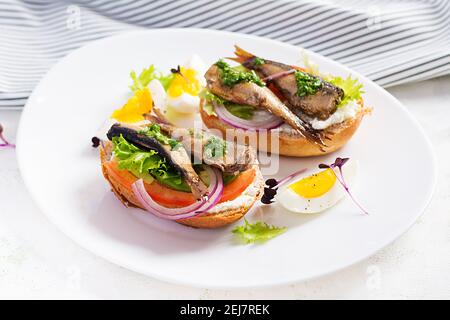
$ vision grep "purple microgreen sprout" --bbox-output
[319,157,368,215]
[91,136,100,148]
[170,65,189,83]
[262,167,307,204]
[0,123,15,149]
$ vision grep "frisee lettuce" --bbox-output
[129,65,175,92]
[203,90,226,105]
[112,135,187,190]
[327,75,364,108]
[232,219,287,244]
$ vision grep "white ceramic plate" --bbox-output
[17,29,436,288]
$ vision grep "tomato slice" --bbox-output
[220,168,255,203]
[104,160,255,208]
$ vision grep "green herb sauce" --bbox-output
[253,57,265,66]
[204,136,227,160]
[294,71,322,97]
[139,124,180,150]
[215,60,265,87]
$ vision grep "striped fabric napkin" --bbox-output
[1,0,449,108]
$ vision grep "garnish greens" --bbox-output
[130,65,175,92]
[203,103,217,116]
[232,219,287,244]
[203,90,226,105]
[139,124,180,150]
[215,60,265,87]
[253,57,265,66]
[112,135,188,191]
[204,135,227,160]
[327,75,364,108]
[294,71,322,97]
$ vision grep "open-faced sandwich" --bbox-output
[200,46,370,157]
[99,118,263,229]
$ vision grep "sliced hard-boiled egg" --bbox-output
[148,78,167,109]
[167,92,201,113]
[183,54,207,86]
[111,87,153,123]
[166,55,206,114]
[277,160,358,214]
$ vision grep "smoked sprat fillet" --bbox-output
[107,123,208,200]
[232,46,344,120]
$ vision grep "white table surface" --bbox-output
[0,76,449,299]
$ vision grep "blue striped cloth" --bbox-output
[1,0,449,107]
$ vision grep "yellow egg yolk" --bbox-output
[112,87,153,123]
[289,168,337,198]
[167,67,201,98]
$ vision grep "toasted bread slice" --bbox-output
[200,99,369,157]
[100,141,264,229]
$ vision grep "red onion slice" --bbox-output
[213,101,283,131]
[131,166,224,220]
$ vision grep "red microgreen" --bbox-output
[0,123,15,149]
[262,167,307,204]
[319,157,368,215]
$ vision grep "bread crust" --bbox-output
[100,142,263,229]
[200,100,368,157]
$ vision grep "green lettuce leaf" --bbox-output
[225,104,255,120]
[129,65,175,92]
[203,90,255,120]
[232,219,287,244]
[203,103,217,116]
[201,90,221,116]
[327,75,364,107]
[112,135,188,190]
[203,90,226,105]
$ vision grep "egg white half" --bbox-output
[148,78,167,109]
[166,55,206,114]
[277,160,359,214]
[167,93,200,114]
